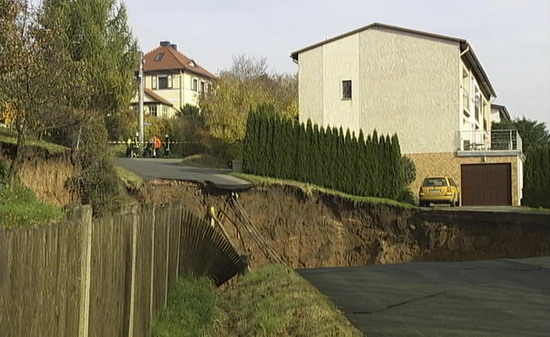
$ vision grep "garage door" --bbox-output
[461,163,512,206]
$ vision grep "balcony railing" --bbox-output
[457,129,522,153]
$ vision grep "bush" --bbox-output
[397,188,417,205]
[73,115,123,215]
[522,146,550,208]
[243,106,407,199]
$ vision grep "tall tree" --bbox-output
[493,117,550,154]
[0,0,87,183]
[42,0,138,142]
[199,54,298,150]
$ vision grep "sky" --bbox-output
[126,0,550,127]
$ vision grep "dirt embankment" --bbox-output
[4,143,548,269]
[0,144,81,207]
[140,180,550,269]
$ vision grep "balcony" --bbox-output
[457,129,522,156]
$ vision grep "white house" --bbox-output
[291,23,523,206]
[131,41,215,118]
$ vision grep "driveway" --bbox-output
[115,157,252,189]
[298,257,550,337]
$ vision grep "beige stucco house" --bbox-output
[131,41,215,118]
[291,23,523,206]
[491,104,511,124]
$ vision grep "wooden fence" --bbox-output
[0,204,246,337]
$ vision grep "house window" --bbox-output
[192,78,198,91]
[158,75,172,89]
[200,81,205,94]
[158,76,168,89]
[149,105,157,117]
[154,53,164,61]
[474,88,481,122]
[342,80,352,99]
[152,76,157,89]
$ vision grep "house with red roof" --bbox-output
[131,41,215,118]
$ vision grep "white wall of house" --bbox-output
[298,27,463,154]
[143,72,211,115]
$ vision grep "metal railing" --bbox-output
[457,129,522,152]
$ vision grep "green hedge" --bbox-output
[523,146,550,208]
[243,105,407,199]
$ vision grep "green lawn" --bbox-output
[181,154,229,169]
[231,172,414,209]
[153,264,362,337]
[0,126,68,154]
[0,182,64,228]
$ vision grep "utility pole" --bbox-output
[138,51,145,151]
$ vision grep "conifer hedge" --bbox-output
[243,105,407,199]
[522,146,550,208]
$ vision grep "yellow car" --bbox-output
[419,176,460,207]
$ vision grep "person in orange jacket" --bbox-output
[152,135,162,158]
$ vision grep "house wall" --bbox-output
[298,47,324,124]
[408,152,522,206]
[143,72,210,116]
[298,27,462,154]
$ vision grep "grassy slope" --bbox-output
[0,182,64,227]
[1,128,66,227]
[153,264,362,337]
[181,154,229,169]
[232,172,414,209]
[0,126,68,154]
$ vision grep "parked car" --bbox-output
[419,176,460,207]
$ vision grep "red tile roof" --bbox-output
[144,45,215,79]
[144,88,173,106]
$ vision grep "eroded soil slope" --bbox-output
[140,180,550,269]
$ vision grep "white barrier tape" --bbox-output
[108,141,201,145]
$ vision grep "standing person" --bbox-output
[152,135,162,158]
[126,136,133,157]
[163,134,171,158]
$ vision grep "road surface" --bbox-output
[115,157,252,189]
[299,257,550,337]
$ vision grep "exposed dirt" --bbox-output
[140,180,550,269]
[4,144,548,269]
[0,144,81,207]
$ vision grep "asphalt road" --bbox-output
[298,257,550,337]
[115,157,252,189]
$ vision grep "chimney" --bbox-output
[170,44,177,51]
[160,41,170,47]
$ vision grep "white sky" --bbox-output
[126,0,550,127]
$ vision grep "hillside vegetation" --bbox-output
[153,264,362,337]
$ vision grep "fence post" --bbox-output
[149,204,156,335]
[67,205,93,337]
[127,204,139,337]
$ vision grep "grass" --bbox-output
[152,275,219,337]
[0,182,65,228]
[181,154,229,169]
[231,172,414,209]
[115,166,143,191]
[0,126,68,154]
[152,264,362,337]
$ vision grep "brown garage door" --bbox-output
[461,163,512,206]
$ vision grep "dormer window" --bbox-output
[189,60,196,67]
[154,53,165,61]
